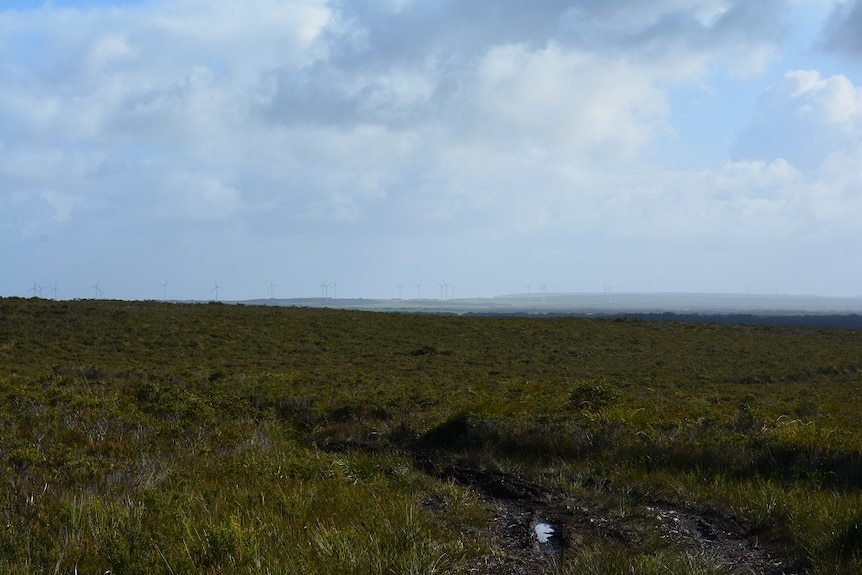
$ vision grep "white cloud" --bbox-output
[41,190,77,222]
[86,33,137,72]
[164,172,244,221]
[734,70,862,170]
[471,43,668,161]
[2,0,860,299]
[0,148,105,188]
[784,69,862,126]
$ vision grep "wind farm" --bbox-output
[12,276,862,322]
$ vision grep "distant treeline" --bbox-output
[465,311,862,329]
[624,313,862,329]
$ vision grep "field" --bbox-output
[2,297,862,574]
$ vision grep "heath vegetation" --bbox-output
[1,297,861,573]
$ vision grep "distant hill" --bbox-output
[232,292,862,329]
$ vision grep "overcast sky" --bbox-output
[3,0,862,301]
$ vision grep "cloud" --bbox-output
[3,0,860,299]
[469,43,668,160]
[41,190,77,222]
[556,0,787,74]
[492,158,815,242]
[818,0,862,56]
[264,0,789,130]
[162,171,245,221]
[733,70,862,170]
[85,32,138,73]
[264,61,436,127]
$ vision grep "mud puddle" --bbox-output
[410,450,801,575]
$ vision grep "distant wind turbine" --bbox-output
[50,282,60,300]
[414,281,422,299]
[212,281,222,302]
[439,281,448,300]
[396,283,403,300]
[160,280,168,301]
[269,280,277,299]
[90,281,100,300]
[29,281,41,298]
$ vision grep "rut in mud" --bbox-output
[411,451,802,575]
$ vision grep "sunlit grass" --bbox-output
[560,542,735,575]
[0,409,485,574]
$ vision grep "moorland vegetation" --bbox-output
[1,297,861,573]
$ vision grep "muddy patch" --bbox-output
[411,451,800,575]
[412,456,571,573]
[647,502,793,574]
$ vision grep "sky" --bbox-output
[2,0,862,301]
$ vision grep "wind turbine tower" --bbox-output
[414,281,422,300]
[440,281,448,300]
[603,283,613,305]
[160,280,168,301]
[212,281,222,302]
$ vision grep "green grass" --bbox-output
[2,297,862,572]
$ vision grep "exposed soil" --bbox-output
[411,451,803,575]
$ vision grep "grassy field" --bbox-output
[1,297,862,573]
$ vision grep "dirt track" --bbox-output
[412,453,801,575]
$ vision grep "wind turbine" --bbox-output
[331,279,338,299]
[269,280,277,299]
[526,284,532,300]
[396,283,403,300]
[50,282,60,300]
[212,281,222,302]
[160,280,168,301]
[89,281,100,299]
[413,281,422,300]
[439,281,448,300]
[603,283,613,304]
[541,282,548,304]
[29,281,41,298]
